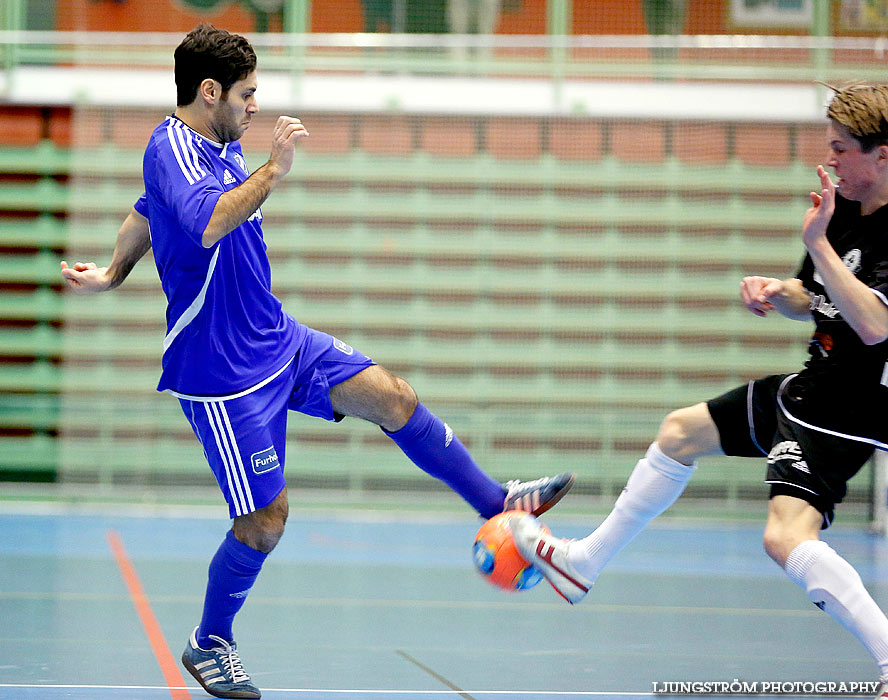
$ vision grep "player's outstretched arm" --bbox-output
[201,116,308,248]
[740,276,812,321]
[60,207,151,294]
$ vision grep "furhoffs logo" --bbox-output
[251,446,280,474]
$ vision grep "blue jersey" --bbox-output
[138,115,305,397]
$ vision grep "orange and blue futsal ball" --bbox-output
[472,510,547,591]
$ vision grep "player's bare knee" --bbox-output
[762,528,781,564]
[762,525,795,567]
[234,516,285,553]
[388,374,418,429]
[656,409,697,462]
[233,492,288,553]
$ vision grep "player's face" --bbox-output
[210,71,259,143]
[825,121,883,204]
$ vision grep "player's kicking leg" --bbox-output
[327,363,575,518]
[512,402,718,603]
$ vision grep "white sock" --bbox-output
[568,442,696,581]
[785,540,888,680]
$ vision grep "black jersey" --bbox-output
[789,193,888,442]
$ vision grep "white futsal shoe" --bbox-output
[510,513,593,604]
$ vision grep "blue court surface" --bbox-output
[1,505,887,700]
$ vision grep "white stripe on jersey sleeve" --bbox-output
[162,246,220,353]
[182,127,207,180]
[165,120,195,185]
[173,125,203,183]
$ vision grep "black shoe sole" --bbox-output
[530,472,576,516]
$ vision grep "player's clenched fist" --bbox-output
[740,275,783,317]
[274,115,309,141]
[268,116,309,177]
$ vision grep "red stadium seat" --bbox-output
[486,117,542,160]
[674,122,728,164]
[735,124,791,167]
[0,108,43,146]
[297,113,353,155]
[549,119,603,161]
[611,121,666,162]
[422,117,477,157]
[360,115,414,155]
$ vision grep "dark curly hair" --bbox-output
[174,24,257,107]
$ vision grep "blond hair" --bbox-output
[825,82,888,150]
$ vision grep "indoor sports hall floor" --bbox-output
[1,497,887,700]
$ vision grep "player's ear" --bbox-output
[198,78,221,105]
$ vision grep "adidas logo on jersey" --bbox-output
[222,169,237,185]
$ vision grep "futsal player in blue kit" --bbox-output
[60,24,574,699]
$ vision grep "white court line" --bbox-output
[0,685,650,696]
[0,686,876,698]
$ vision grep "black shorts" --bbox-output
[707,373,875,528]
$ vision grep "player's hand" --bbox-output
[267,116,308,179]
[60,260,112,294]
[802,165,836,249]
[740,275,784,317]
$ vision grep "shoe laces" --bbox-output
[206,635,251,684]
[505,477,548,496]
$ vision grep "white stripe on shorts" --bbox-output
[218,401,255,513]
[204,401,253,516]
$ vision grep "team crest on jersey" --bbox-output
[813,248,861,285]
[233,152,249,174]
[222,169,237,185]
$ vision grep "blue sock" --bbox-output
[196,529,267,648]
[385,403,505,518]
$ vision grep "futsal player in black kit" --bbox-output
[511,82,888,698]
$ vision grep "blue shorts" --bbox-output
[177,328,375,518]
